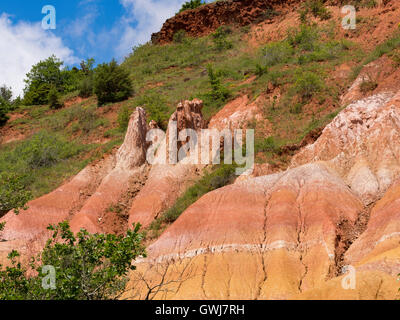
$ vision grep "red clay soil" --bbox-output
[151,0,302,44]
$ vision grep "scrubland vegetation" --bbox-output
[2,0,400,299]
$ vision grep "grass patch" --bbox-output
[0,131,90,207]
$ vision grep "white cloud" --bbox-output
[0,14,77,97]
[115,0,185,58]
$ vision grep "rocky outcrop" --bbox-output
[151,0,297,44]
[69,108,149,233]
[128,99,206,228]
[291,91,400,205]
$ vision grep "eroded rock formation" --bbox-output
[151,0,298,44]
[125,78,400,300]
[128,99,206,228]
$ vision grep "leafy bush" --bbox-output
[303,0,332,20]
[212,26,233,51]
[287,24,319,52]
[255,63,268,77]
[61,67,84,93]
[178,0,205,13]
[78,77,94,98]
[298,41,344,64]
[360,78,378,94]
[388,49,400,67]
[294,71,324,101]
[173,30,187,43]
[0,172,31,216]
[0,85,12,104]
[0,131,84,214]
[261,41,293,66]
[0,222,146,300]
[23,55,64,105]
[47,86,63,110]
[338,0,377,9]
[205,65,230,105]
[134,91,169,129]
[78,58,95,98]
[93,60,133,106]
[255,136,280,154]
[262,8,280,21]
[0,100,9,127]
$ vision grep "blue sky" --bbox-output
[0,0,209,96]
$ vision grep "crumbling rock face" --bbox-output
[291,91,400,205]
[172,99,205,133]
[151,0,298,44]
[70,107,149,233]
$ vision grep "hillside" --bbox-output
[1,0,400,300]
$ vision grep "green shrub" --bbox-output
[338,0,377,8]
[298,41,343,64]
[255,136,280,154]
[173,30,187,43]
[23,55,64,105]
[255,63,268,77]
[360,78,378,94]
[206,64,230,104]
[0,100,9,127]
[262,8,280,21]
[117,105,131,131]
[134,91,169,129]
[0,172,31,216]
[93,60,133,106]
[294,71,324,100]
[261,41,293,66]
[0,85,12,104]
[47,86,63,110]
[61,67,84,93]
[15,131,81,169]
[287,24,319,52]
[306,0,331,20]
[78,77,94,98]
[212,26,233,51]
[0,222,145,300]
[178,0,205,13]
[388,49,400,67]
[290,102,304,114]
